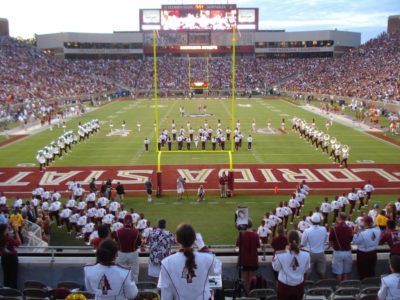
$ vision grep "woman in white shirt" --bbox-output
[158,224,222,300]
[272,230,310,300]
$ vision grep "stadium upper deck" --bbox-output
[36,3,360,59]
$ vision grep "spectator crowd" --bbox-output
[1,32,399,114]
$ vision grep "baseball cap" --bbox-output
[311,213,321,223]
[373,204,379,209]
[363,216,373,225]
[124,214,133,224]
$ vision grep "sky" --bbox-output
[2,0,399,43]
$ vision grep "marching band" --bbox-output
[292,117,350,167]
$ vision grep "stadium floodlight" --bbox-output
[152,28,237,197]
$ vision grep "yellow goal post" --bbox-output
[152,29,237,196]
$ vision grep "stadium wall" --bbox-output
[36,30,360,58]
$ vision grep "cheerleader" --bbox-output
[272,230,310,300]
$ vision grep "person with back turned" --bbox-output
[236,219,260,293]
[114,215,141,283]
[272,230,310,300]
[84,239,138,300]
[158,224,222,300]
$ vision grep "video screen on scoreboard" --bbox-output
[161,9,237,31]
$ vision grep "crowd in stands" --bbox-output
[282,32,400,102]
[1,32,399,113]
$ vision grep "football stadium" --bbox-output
[0,2,400,299]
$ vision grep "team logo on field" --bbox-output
[184,113,214,118]
[106,129,131,137]
[238,104,252,108]
[256,128,280,135]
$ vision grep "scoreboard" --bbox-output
[140,4,258,31]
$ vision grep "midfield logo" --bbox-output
[106,129,131,137]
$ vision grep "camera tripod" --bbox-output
[233,230,247,299]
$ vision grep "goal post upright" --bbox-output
[153,30,159,148]
[230,27,236,153]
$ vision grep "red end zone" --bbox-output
[0,164,399,196]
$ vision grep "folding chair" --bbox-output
[337,280,360,289]
[248,288,276,299]
[314,279,337,290]
[23,281,50,291]
[56,281,81,290]
[304,287,333,300]
[0,288,23,300]
[135,290,160,300]
[333,287,359,297]
[23,288,50,300]
[136,281,158,291]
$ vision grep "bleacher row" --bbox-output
[0,276,382,300]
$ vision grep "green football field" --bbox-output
[1,97,399,246]
[49,194,398,246]
[0,98,399,166]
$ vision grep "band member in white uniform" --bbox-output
[84,239,138,300]
[158,224,222,300]
[272,230,310,300]
[377,255,400,300]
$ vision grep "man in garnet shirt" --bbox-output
[380,220,400,257]
[236,219,260,293]
[329,212,353,283]
[115,214,142,282]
